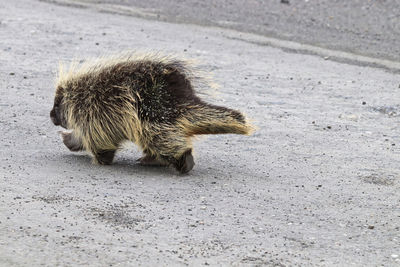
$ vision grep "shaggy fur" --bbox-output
[50,53,253,173]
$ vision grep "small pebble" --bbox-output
[368,225,374,229]
[9,72,15,75]
[362,101,366,105]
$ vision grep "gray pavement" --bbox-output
[0,0,399,266]
[55,0,400,62]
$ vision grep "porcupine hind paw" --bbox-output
[174,149,195,174]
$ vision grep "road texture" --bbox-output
[0,0,399,266]
[51,0,400,63]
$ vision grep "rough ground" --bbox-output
[54,0,400,62]
[0,0,399,266]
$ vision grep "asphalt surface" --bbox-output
[75,0,400,62]
[1,0,399,266]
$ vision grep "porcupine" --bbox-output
[50,53,253,173]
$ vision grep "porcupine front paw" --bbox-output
[60,131,84,152]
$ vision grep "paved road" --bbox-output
[78,0,400,62]
[0,0,399,266]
